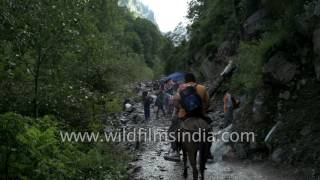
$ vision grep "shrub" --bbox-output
[231,30,286,94]
[0,112,131,179]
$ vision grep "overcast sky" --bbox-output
[140,0,189,32]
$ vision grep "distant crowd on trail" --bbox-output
[140,77,178,121]
[122,78,177,121]
[128,72,239,127]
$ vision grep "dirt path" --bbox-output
[124,103,306,180]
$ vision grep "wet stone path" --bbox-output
[122,104,306,180]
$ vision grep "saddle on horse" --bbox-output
[180,117,211,132]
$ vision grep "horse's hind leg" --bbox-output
[199,142,208,180]
[188,150,198,180]
[182,149,188,179]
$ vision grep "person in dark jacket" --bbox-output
[142,91,152,121]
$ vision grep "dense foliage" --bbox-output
[1,113,131,179]
[0,0,165,122]
[0,0,165,179]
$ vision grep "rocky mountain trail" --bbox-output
[124,110,308,180]
[110,83,309,180]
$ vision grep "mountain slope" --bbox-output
[118,0,157,25]
[162,0,320,175]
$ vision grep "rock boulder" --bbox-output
[263,52,298,84]
[252,92,269,123]
[271,148,286,163]
[243,9,267,37]
[200,40,237,81]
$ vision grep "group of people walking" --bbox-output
[141,73,238,126]
[140,72,239,161]
[141,79,177,121]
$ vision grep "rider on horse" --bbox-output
[164,72,213,162]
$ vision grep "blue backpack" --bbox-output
[179,85,203,115]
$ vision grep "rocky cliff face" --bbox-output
[118,0,157,25]
[192,4,320,174]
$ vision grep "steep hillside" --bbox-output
[163,0,320,175]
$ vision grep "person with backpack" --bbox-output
[164,73,213,161]
[223,89,239,128]
[175,73,209,119]
[142,91,152,121]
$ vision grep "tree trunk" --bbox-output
[34,70,39,119]
[33,46,42,119]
